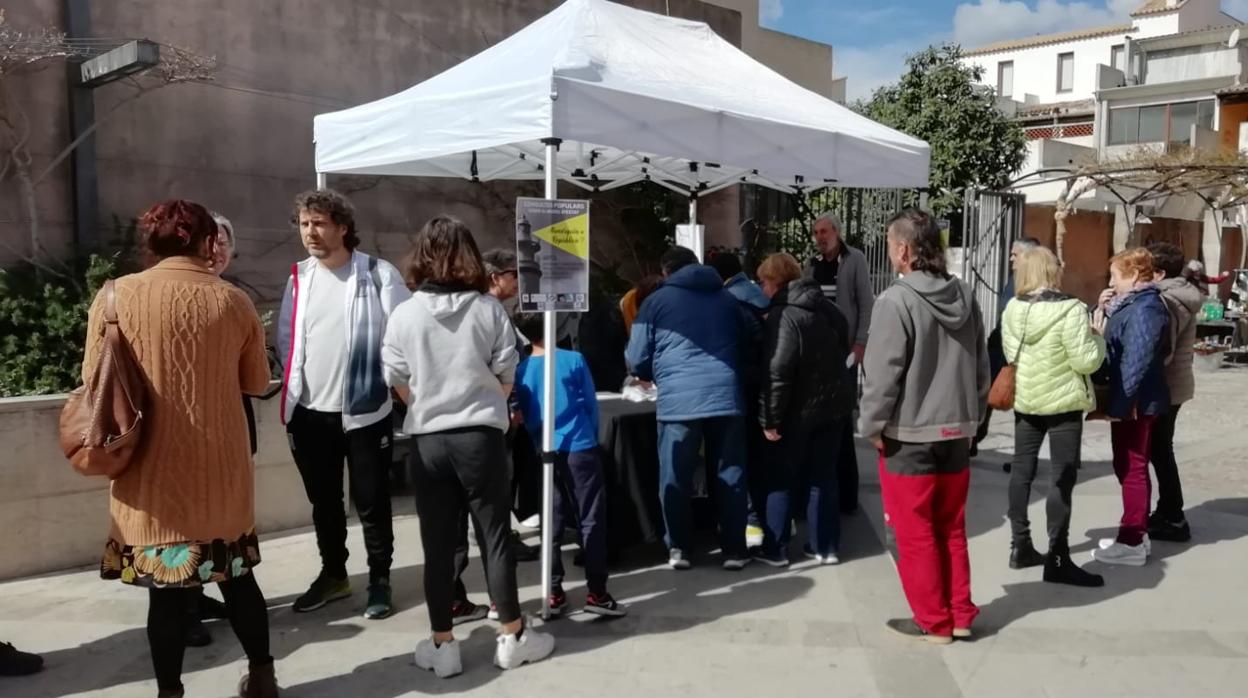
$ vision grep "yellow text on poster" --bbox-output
[532,213,590,259]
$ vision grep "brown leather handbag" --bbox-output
[987,304,1030,411]
[59,280,147,478]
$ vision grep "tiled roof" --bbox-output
[963,24,1133,57]
[1214,83,1248,95]
[1132,0,1187,17]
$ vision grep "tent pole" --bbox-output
[539,137,561,621]
[689,195,701,261]
[316,172,326,189]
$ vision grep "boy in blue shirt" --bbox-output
[513,313,627,617]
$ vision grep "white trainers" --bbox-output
[1092,541,1147,566]
[1098,535,1151,556]
[414,638,463,678]
[668,548,691,570]
[518,514,541,530]
[494,629,556,670]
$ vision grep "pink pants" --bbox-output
[1111,417,1156,547]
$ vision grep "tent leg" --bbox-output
[539,138,561,621]
[316,172,327,189]
[688,195,703,262]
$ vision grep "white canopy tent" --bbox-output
[314,0,929,195]
[313,0,930,619]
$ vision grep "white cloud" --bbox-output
[952,0,1139,49]
[837,41,927,103]
[760,0,784,24]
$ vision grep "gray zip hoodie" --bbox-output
[859,271,989,444]
[382,288,518,436]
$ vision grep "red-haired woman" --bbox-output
[1091,248,1170,568]
[85,200,278,697]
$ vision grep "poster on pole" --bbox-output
[516,197,590,312]
[675,224,705,262]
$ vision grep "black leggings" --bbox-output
[147,573,272,692]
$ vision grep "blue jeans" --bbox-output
[763,423,842,557]
[658,416,748,558]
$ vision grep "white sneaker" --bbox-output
[1092,541,1147,566]
[822,552,841,566]
[494,629,556,669]
[1099,535,1151,556]
[414,638,462,678]
[518,514,541,530]
[668,548,691,570]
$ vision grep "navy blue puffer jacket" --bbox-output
[1101,286,1171,420]
[625,264,744,421]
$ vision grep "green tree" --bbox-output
[860,44,1026,218]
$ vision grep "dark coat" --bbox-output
[625,264,744,421]
[1100,285,1171,419]
[760,277,852,430]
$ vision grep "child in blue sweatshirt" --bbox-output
[513,313,626,617]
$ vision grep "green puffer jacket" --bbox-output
[1001,290,1106,416]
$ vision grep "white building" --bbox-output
[963,0,1242,207]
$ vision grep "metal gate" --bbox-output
[961,189,1025,334]
[746,185,906,294]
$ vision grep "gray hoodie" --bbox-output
[859,271,989,445]
[382,288,518,435]
[1156,276,1203,405]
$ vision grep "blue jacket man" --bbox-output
[625,247,750,570]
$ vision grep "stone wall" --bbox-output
[0,390,310,580]
[1,0,751,312]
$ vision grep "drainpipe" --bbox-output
[65,0,99,253]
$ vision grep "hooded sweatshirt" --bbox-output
[381,286,518,435]
[1156,276,1203,405]
[1000,289,1105,416]
[624,264,743,421]
[859,271,989,444]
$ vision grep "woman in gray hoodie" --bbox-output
[382,217,554,678]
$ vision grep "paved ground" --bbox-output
[4,368,1248,697]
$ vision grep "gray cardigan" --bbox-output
[803,245,875,347]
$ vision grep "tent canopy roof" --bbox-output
[314,0,930,194]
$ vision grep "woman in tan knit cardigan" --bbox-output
[84,200,278,698]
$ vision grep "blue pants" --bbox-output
[551,450,608,595]
[658,416,748,558]
[763,423,842,558]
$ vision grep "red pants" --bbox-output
[879,454,977,636]
[1111,417,1156,547]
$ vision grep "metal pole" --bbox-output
[688,195,701,261]
[539,138,561,620]
[316,172,327,189]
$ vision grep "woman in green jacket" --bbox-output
[1000,247,1105,587]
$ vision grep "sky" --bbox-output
[760,0,1248,102]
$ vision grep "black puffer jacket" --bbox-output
[760,277,852,430]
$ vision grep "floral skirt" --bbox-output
[100,530,261,588]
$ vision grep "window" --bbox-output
[997,61,1014,98]
[1057,52,1075,92]
[1111,45,1126,71]
[1107,100,1217,146]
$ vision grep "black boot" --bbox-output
[1009,539,1045,569]
[1148,512,1192,542]
[1044,545,1104,587]
[238,661,280,698]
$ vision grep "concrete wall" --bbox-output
[702,0,835,98]
[1,0,762,306]
[0,391,310,580]
[968,33,1126,105]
